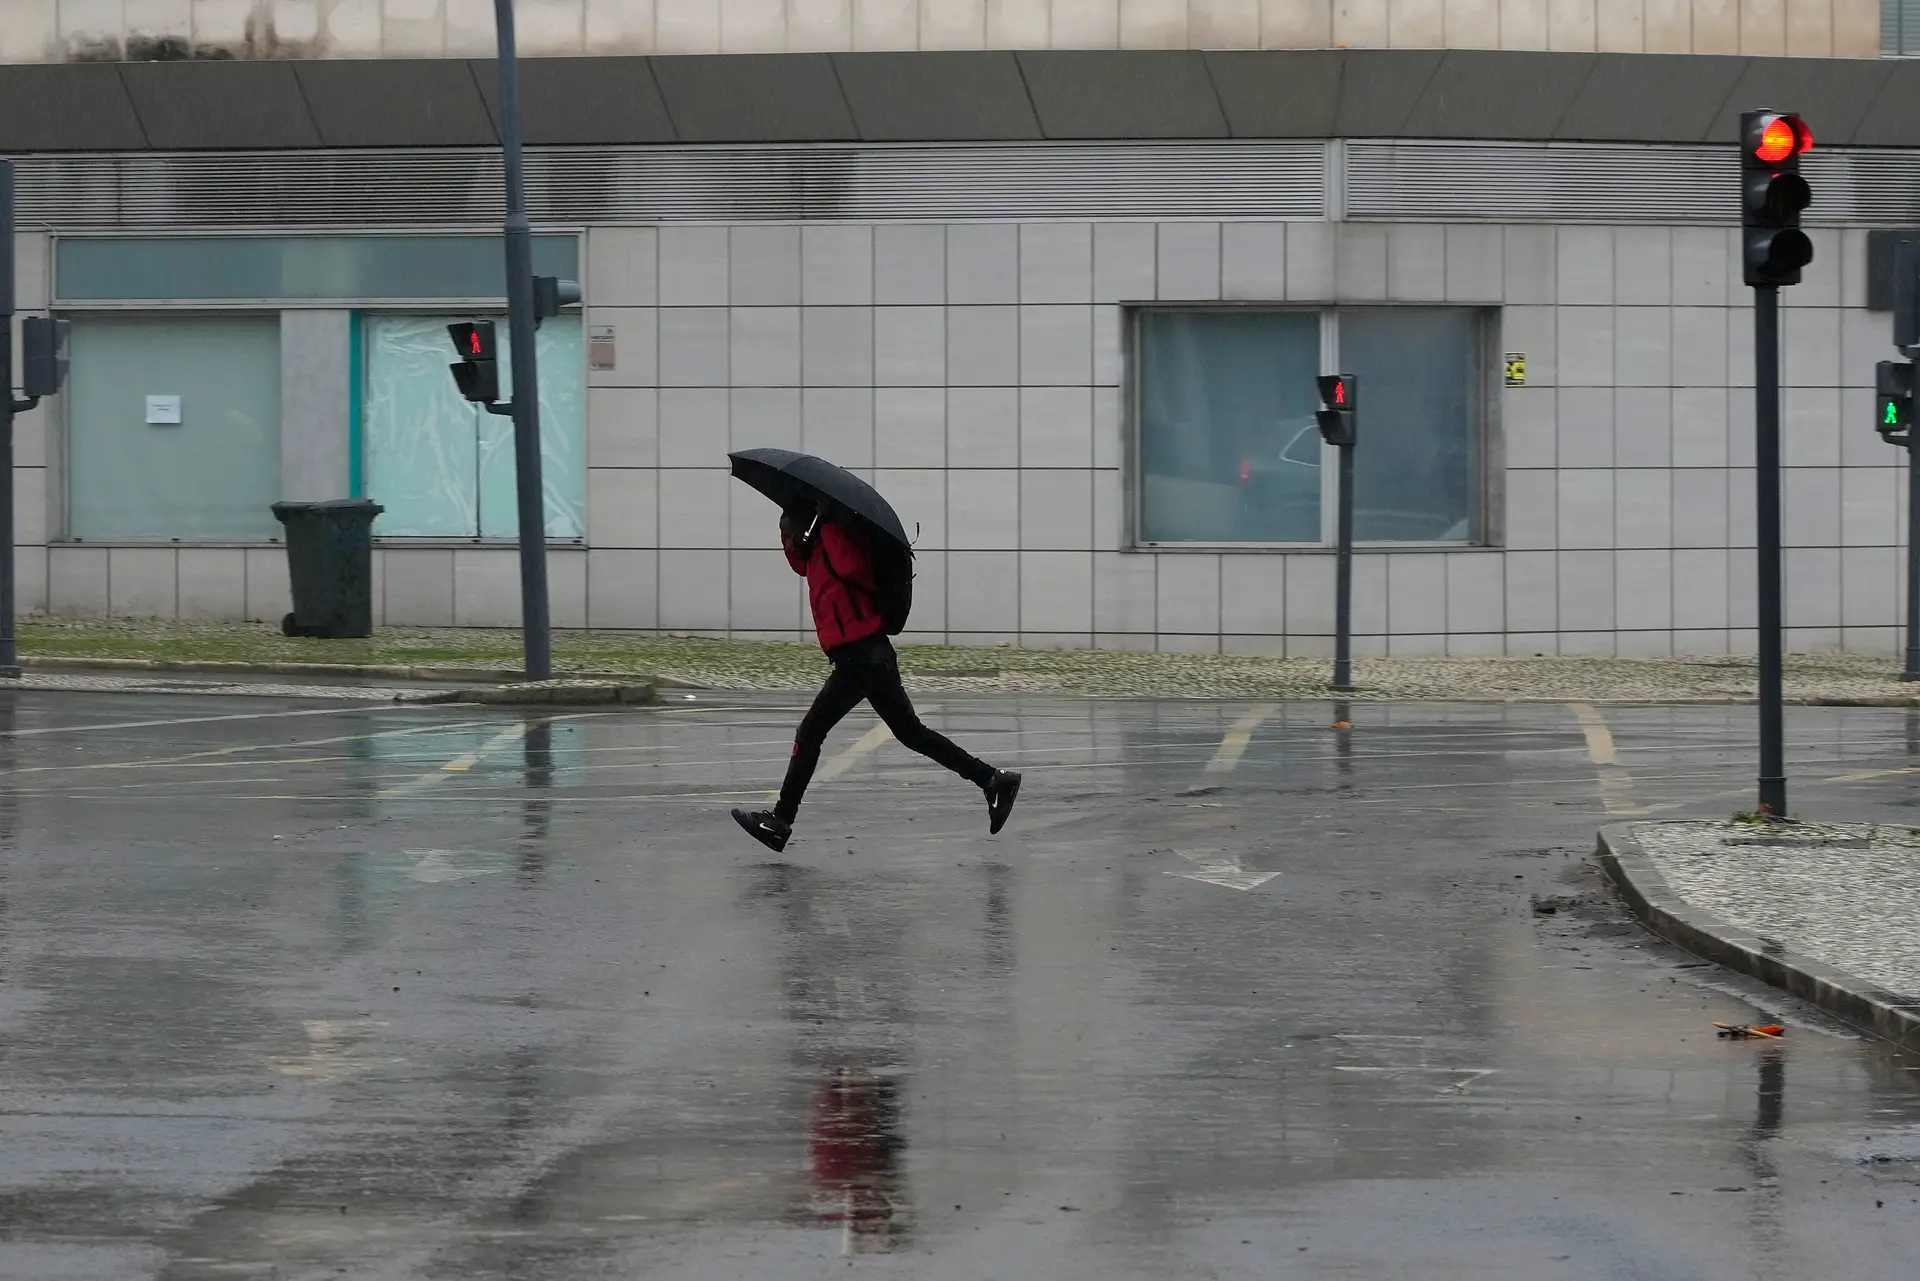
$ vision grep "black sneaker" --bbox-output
[984,771,1022,835]
[732,808,792,853]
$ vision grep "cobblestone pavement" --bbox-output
[20,617,1920,703]
[1629,820,1920,1005]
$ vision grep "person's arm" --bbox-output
[780,511,810,575]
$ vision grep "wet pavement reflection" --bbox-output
[0,691,1915,1278]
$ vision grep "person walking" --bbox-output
[730,498,1021,853]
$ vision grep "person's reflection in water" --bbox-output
[809,1067,908,1254]
[742,864,916,1253]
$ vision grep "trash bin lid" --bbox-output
[272,498,386,519]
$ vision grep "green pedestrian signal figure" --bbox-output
[1877,361,1914,443]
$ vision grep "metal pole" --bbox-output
[1331,441,1355,693]
[1753,285,1787,815]
[1906,436,1920,681]
[0,161,18,678]
[493,0,551,682]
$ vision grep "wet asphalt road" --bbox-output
[1,689,1919,1280]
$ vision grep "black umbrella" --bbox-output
[728,448,911,548]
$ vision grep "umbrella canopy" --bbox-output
[728,448,910,548]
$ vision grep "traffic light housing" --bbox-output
[1878,361,1913,444]
[1740,109,1814,288]
[533,276,582,329]
[447,320,500,404]
[20,317,69,399]
[1316,374,1356,447]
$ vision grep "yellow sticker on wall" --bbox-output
[1503,353,1526,387]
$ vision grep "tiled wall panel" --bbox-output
[28,0,1876,63]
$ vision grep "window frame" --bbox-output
[47,229,589,547]
[1127,302,1497,552]
[357,307,589,547]
[57,307,286,546]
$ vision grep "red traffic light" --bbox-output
[1316,374,1356,412]
[1751,114,1811,163]
[447,320,497,362]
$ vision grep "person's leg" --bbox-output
[862,643,995,787]
[864,645,1021,832]
[773,659,869,823]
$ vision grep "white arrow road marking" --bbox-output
[1163,848,1279,891]
[404,849,506,883]
[1332,1065,1499,1093]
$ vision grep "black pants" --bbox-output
[776,636,994,822]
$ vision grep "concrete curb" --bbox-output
[20,656,528,683]
[1596,823,1920,1053]
[20,654,693,690]
[446,680,657,706]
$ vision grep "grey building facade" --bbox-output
[8,48,1920,655]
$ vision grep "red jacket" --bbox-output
[786,519,887,654]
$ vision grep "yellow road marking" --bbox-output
[1204,703,1279,775]
[378,722,540,799]
[1569,702,1640,815]
[1814,764,1920,785]
[818,722,894,781]
[0,705,391,739]
[0,719,496,778]
[756,708,946,803]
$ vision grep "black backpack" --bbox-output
[868,538,914,635]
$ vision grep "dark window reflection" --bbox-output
[1342,306,1483,542]
[1139,309,1322,542]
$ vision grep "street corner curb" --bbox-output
[1595,823,1920,1054]
[450,679,658,707]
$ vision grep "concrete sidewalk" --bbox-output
[9,669,656,706]
[19,616,1920,703]
[1599,821,1920,1053]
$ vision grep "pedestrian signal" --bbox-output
[1877,360,1913,444]
[447,321,500,405]
[1316,374,1356,447]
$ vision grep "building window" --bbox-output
[57,234,580,302]
[1340,307,1485,542]
[1134,306,1487,546]
[67,315,282,540]
[1887,0,1920,54]
[362,315,586,540]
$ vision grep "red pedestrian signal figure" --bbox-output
[1316,374,1356,447]
[447,320,500,405]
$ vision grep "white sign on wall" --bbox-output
[145,395,182,425]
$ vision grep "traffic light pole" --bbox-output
[0,161,16,678]
[1753,286,1787,816]
[1906,440,1920,681]
[1331,440,1355,693]
[493,0,552,682]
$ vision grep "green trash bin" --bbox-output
[271,499,384,639]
